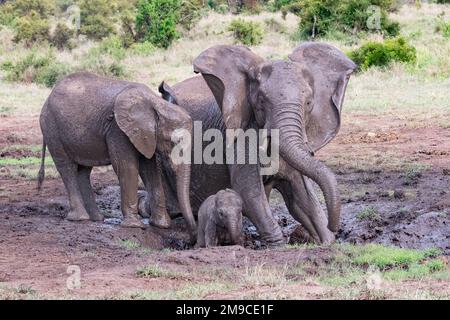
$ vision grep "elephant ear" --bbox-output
[289,42,357,151]
[159,81,178,105]
[114,86,157,159]
[193,45,264,130]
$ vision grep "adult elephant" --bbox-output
[156,43,356,245]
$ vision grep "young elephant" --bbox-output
[197,189,243,247]
[38,72,197,239]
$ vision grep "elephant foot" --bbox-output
[122,214,146,229]
[89,211,104,222]
[67,209,90,221]
[149,210,171,229]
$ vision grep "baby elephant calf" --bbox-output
[197,189,243,247]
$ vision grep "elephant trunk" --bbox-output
[272,105,341,232]
[226,216,243,245]
[175,163,197,242]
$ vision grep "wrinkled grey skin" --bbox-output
[197,189,243,247]
[154,42,355,245]
[38,72,197,240]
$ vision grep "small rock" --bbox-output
[443,168,450,176]
[394,189,405,199]
[367,132,376,138]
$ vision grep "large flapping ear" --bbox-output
[289,42,357,151]
[114,86,157,159]
[193,45,264,130]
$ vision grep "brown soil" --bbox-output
[0,113,449,299]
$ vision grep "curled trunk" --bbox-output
[272,105,341,232]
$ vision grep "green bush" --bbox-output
[7,0,55,18]
[78,0,117,40]
[81,55,126,78]
[51,23,75,50]
[228,19,263,46]
[348,37,417,71]
[435,13,450,38]
[79,14,116,40]
[264,17,286,33]
[94,36,127,60]
[130,41,156,55]
[14,12,50,45]
[178,0,203,31]
[135,0,180,49]
[81,41,127,78]
[0,50,69,87]
[35,62,71,87]
[274,0,296,10]
[296,0,400,39]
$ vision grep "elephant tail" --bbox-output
[37,140,46,191]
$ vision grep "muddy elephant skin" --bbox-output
[197,189,243,247]
[38,72,197,239]
[158,42,356,245]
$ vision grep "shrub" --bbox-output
[51,23,75,50]
[130,41,156,55]
[0,0,55,27]
[178,0,203,30]
[79,14,116,40]
[7,0,55,18]
[35,62,71,87]
[135,0,180,49]
[435,14,450,38]
[94,36,127,60]
[228,19,263,46]
[81,44,126,78]
[14,12,50,45]
[296,0,400,39]
[0,50,69,87]
[348,37,417,71]
[78,0,117,40]
[264,17,286,33]
[274,0,296,10]
[119,8,138,48]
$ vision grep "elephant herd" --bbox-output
[38,42,357,247]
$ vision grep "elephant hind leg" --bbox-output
[52,157,90,221]
[77,165,103,221]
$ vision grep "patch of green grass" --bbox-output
[356,206,382,222]
[128,282,235,300]
[118,239,141,250]
[345,244,427,269]
[136,264,183,280]
[403,164,428,185]
[0,105,14,114]
[302,244,449,287]
[0,156,53,166]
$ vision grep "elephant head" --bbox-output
[215,189,243,245]
[192,43,356,232]
[114,87,197,239]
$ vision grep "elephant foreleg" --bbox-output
[109,140,144,228]
[276,176,335,244]
[139,156,171,229]
[230,164,284,246]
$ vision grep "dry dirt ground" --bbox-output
[0,111,449,299]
